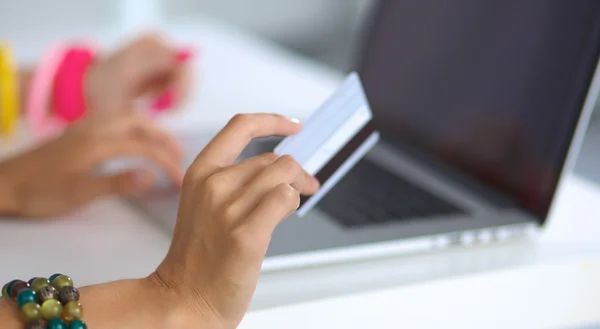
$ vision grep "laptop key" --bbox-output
[320,196,370,228]
[318,160,464,228]
[347,199,392,223]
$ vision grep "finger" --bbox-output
[87,111,139,136]
[213,152,279,189]
[85,138,184,186]
[251,155,319,194]
[245,183,300,234]
[137,62,192,100]
[75,169,156,202]
[227,153,319,193]
[117,33,179,97]
[81,113,183,184]
[91,112,182,168]
[131,115,183,162]
[143,142,183,186]
[232,155,318,216]
[136,72,175,99]
[193,114,302,174]
[191,153,279,199]
[129,33,176,79]
[172,63,194,107]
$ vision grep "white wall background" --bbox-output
[0,0,117,27]
[163,0,373,64]
[1,0,599,176]
[0,0,595,112]
[0,0,374,70]
[162,0,375,69]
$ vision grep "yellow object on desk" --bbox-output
[0,42,19,137]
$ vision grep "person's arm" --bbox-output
[0,112,183,218]
[18,68,33,116]
[0,277,209,329]
[0,162,19,215]
[15,32,191,123]
[0,114,319,329]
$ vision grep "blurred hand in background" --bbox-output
[0,112,183,218]
[85,32,193,118]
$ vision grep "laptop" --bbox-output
[130,0,600,271]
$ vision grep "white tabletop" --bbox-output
[242,258,600,329]
[1,17,600,329]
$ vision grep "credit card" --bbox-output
[274,72,379,217]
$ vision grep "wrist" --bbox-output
[18,68,34,116]
[83,60,112,118]
[0,294,20,328]
[141,275,195,328]
[145,273,231,329]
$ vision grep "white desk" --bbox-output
[1,17,600,329]
[243,259,600,329]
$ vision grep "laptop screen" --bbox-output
[357,0,600,219]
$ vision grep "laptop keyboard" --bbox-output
[317,160,463,228]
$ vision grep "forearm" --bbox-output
[0,277,195,329]
[0,143,45,216]
[0,162,19,215]
[0,67,34,127]
[18,68,33,117]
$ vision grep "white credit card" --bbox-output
[275,72,379,217]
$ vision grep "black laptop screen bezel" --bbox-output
[354,0,600,225]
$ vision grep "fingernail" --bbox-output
[311,176,320,188]
[288,117,301,124]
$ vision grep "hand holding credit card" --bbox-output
[275,72,379,216]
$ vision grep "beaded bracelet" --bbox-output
[2,274,86,329]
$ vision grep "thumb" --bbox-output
[118,34,179,97]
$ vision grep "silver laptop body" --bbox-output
[129,0,600,271]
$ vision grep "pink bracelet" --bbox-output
[150,48,193,113]
[27,43,68,139]
[53,47,95,123]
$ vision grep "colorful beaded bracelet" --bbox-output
[2,274,86,329]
